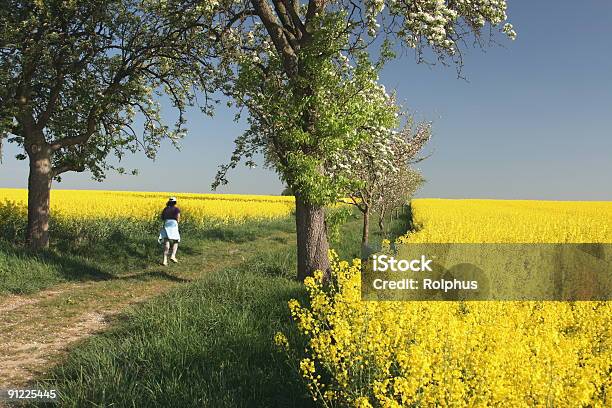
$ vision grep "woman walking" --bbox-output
[159,196,181,266]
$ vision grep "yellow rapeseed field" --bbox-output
[0,188,295,223]
[401,199,612,243]
[282,199,612,408]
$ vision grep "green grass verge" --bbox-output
[37,266,311,407]
[21,207,410,407]
[0,217,295,295]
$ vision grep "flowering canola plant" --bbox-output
[280,199,612,407]
[401,199,612,243]
[0,188,294,224]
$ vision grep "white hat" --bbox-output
[168,196,177,202]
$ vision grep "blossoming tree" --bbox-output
[0,0,216,249]
[209,0,515,280]
[330,117,431,251]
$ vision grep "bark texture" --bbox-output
[361,209,374,260]
[362,208,370,245]
[295,194,330,281]
[26,144,53,250]
[378,214,386,235]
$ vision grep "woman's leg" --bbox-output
[170,241,179,262]
[163,240,170,265]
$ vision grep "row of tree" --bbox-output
[340,117,431,252]
[0,0,515,280]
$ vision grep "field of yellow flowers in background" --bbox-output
[0,188,295,224]
[283,199,612,407]
[402,198,612,243]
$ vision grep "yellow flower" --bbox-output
[0,188,295,224]
[273,332,289,350]
[354,396,373,408]
[284,199,612,407]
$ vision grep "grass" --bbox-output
[331,204,413,259]
[1,207,411,407]
[36,263,312,408]
[0,217,295,295]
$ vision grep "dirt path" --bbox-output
[0,231,293,389]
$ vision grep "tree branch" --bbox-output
[283,0,305,36]
[36,73,64,131]
[52,162,86,177]
[251,0,299,77]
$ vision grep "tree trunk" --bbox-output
[362,209,370,246]
[361,208,370,259]
[295,194,330,282]
[378,214,385,235]
[26,147,53,250]
[378,207,387,238]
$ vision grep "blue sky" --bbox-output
[2,1,611,199]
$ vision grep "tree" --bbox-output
[375,166,424,236]
[208,0,515,280]
[213,19,397,280]
[0,0,216,249]
[331,117,430,252]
